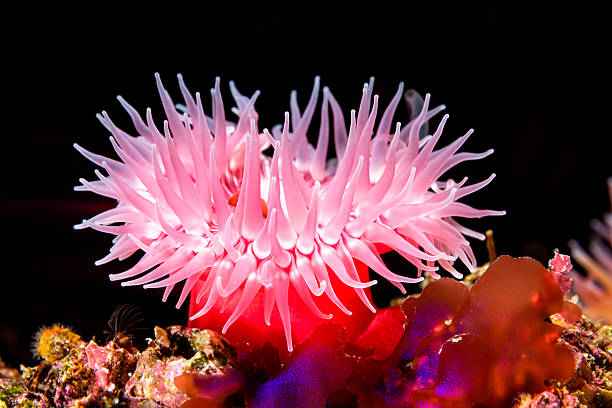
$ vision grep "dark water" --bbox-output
[1,1,610,366]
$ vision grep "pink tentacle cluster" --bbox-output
[568,177,612,322]
[75,74,504,350]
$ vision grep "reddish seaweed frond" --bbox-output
[176,256,576,408]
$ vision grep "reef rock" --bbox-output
[514,313,612,407]
[124,326,238,407]
[20,326,137,407]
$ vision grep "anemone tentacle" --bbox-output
[75,75,504,351]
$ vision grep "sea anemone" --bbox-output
[75,74,504,351]
[568,177,612,322]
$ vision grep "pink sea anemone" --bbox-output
[568,177,612,322]
[75,74,504,351]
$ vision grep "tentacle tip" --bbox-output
[317,280,327,295]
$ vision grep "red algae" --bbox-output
[449,256,575,404]
[178,256,578,408]
[353,306,406,360]
[348,256,576,407]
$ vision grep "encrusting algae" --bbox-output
[32,325,81,363]
[2,323,238,407]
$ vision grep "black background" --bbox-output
[1,1,610,366]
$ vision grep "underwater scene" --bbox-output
[2,2,610,407]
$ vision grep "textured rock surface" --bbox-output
[1,357,50,408]
[21,335,137,407]
[124,326,238,407]
[3,325,238,408]
[513,314,612,407]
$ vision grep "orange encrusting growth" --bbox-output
[34,324,82,362]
